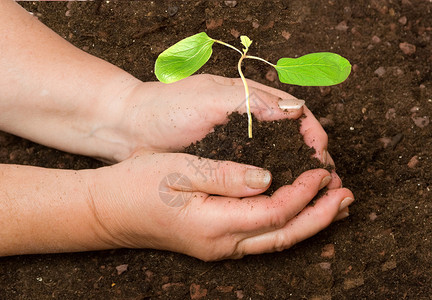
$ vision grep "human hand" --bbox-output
[86,151,354,261]
[121,74,303,154]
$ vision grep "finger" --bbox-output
[203,169,332,235]
[298,107,342,189]
[297,105,344,190]
[172,154,272,197]
[299,106,329,164]
[334,207,350,222]
[235,188,354,256]
[209,76,305,122]
[327,170,342,189]
[215,78,331,168]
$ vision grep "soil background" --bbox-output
[1,0,432,299]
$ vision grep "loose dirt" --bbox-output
[1,1,431,299]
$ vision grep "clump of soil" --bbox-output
[184,112,328,195]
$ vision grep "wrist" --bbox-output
[79,74,144,163]
[94,80,167,162]
[79,168,125,249]
[82,162,157,250]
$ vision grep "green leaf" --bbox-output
[274,52,351,86]
[240,35,252,49]
[155,32,215,83]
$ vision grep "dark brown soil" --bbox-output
[1,1,432,299]
[184,112,325,195]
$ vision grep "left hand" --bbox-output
[120,74,327,154]
[120,74,305,153]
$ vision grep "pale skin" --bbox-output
[0,0,354,261]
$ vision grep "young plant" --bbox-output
[155,32,351,138]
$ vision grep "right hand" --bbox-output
[86,151,354,261]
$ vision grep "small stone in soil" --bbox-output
[335,21,348,31]
[371,35,381,43]
[235,290,244,299]
[166,6,178,17]
[281,30,291,40]
[410,106,420,113]
[115,264,128,275]
[407,155,419,168]
[206,18,223,30]
[374,66,386,77]
[318,262,332,271]
[398,16,408,25]
[369,212,378,221]
[385,108,396,120]
[381,260,397,271]
[190,283,207,300]
[411,116,429,128]
[224,0,237,7]
[380,133,403,149]
[343,277,365,290]
[230,28,240,38]
[321,244,335,258]
[399,42,416,55]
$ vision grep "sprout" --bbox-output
[155,32,351,138]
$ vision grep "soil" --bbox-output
[1,0,431,299]
[184,112,326,195]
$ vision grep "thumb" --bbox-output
[175,155,272,197]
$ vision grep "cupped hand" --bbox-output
[87,151,353,261]
[121,74,340,187]
[122,74,303,154]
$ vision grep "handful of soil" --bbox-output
[184,112,328,195]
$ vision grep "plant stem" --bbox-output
[213,39,253,138]
[245,55,276,67]
[213,39,243,56]
[238,53,252,138]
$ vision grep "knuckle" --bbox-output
[229,251,245,260]
[199,73,215,81]
[196,73,219,84]
[272,231,293,252]
[200,242,237,262]
[211,163,231,191]
[267,209,288,230]
[229,240,246,260]
[314,202,337,226]
[208,74,241,86]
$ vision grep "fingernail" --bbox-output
[322,149,328,165]
[245,169,272,189]
[319,175,332,190]
[339,197,354,212]
[334,211,349,221]
[326,151,335,166]
[278,98,305,110]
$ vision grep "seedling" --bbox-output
[155,32,351,138]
